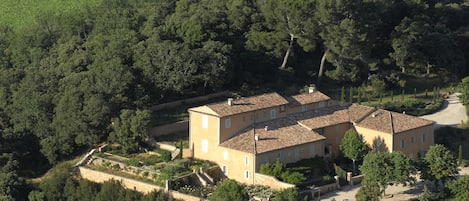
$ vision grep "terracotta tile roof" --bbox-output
[293,105,350,130]
[288,91,331,106]
[220,117,326,154]
[347,104,376,123]
[204,92,289,117]
[356,109,434,134]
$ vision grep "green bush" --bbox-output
[124,158,142,167]
[334,164,347,180]
[280,171,306,185]
[160,151,172,162]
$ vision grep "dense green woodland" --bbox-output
[1,0,469,200]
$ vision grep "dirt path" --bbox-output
[420,93,468,128]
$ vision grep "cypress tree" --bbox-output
[341,86,345,102]
[349,87,353,103]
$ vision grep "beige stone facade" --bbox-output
[188,90,435,185]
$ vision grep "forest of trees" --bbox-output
[1,0,469,200]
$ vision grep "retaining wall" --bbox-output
[78,166,207,201]
[253,173,295,190]
[150,91,230,111]
[150,121,189,137]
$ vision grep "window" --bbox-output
[262,155,268,163]
[401,139,405,148]
[335,124,340,132]
[202,139,208,152]
[411,136,416,143]
[225,118,231,128]
[317,127,325,135]
[422,133,426,142]
[375,139,381,147]
[279,151,284,161]
[223,150,228,160]
[336,137,340,145]
[301,105,308,112]
[243,116,246,122]
[222,165,228,174]
[263,111,267,118]
[310,144,315,156]
[244,156,249,165]
[319,101,325,108]
[202,115,208,128]
[270,109,276,119]
[280,105,286,112]
[294,148,300,159]
[244,170,249,179]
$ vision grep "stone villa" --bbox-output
[188,88,434,184]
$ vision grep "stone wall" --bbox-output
[149,91,230,111]
[150,121,189,137]
[253,173,295,190]
[78,167,208,201]
[182,148,193,158]
[350,174,364,185]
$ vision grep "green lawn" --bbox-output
[0,0,102,31]
[154,130,189,148]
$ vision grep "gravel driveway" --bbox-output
[420,93,468,128]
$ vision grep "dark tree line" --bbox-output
[1,0,469,199]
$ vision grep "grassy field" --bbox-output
[0,0,102,31]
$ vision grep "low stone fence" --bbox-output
[349,174,364,185]
[317,182,338,194]
[153,142,178,152]
[78,166,208,201]
[254,173,295,190]
[150,121,189,137]
[150,91,230,111]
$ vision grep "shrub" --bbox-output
[209,180,248,201]
[280,171,306,185]
[274,187,304,201]
[124,158,142,167]
[160,151,172,162]
[334,164,347,180]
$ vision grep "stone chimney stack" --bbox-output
[227,98,233,106]
[264,126,269,131]
[308,86,316,94]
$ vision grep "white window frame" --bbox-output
[202,115,208,129]
[270,109,276,119]
[244,170,249,179]
[422,133,426,142]
[225,118,231,128]
[202,139,208,153]
[411,136,415,143]
[223,150,228,160]
[244,156,249,165]
[401,139,405,148]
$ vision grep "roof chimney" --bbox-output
[227,98,233,106]
[264,126,269,131]
[308,86,316,94]
[255,134,259,141]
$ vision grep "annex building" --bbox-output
[188,88,434,184]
